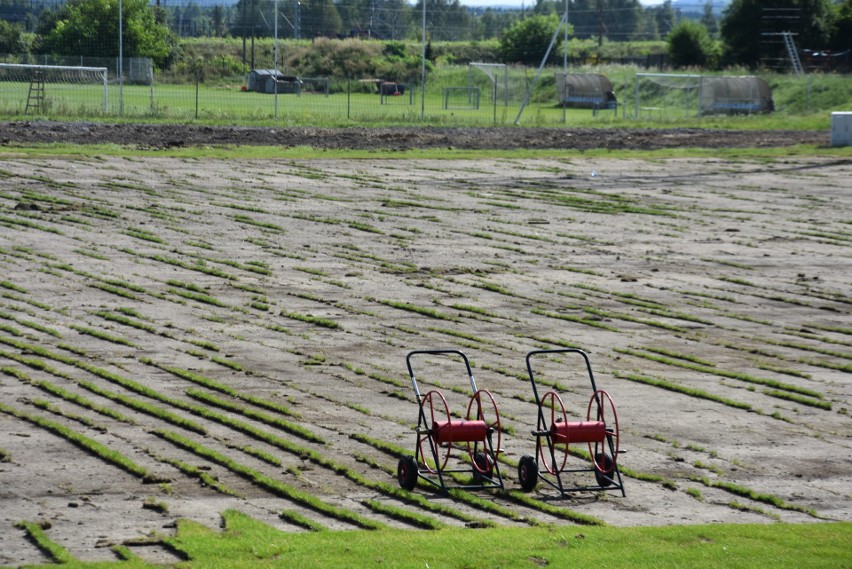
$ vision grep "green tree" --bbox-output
[720,0,835,68]
[830,0,852,50]
[700,0,718,37]
[476,8,516,40]
[654,0,677,36]
[301,0,343,37]
[231,0,274,38]
[0,19,26,53]
[413,0,474,41]
[499,13,562,65]
[667,20,715,68]
[210,5,228,37]
[35,0,177,67]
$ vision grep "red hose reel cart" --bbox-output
[397,349,504,492]
[517,348,626,496]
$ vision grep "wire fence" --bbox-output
[0,55,848,126]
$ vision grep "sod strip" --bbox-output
[77,380,208,435]
[0,401,151,480]
[615,348,826,401]
[14,521,75,564]
[360,499,445,530]
[614,372,753,412]
[503,491,606,526]
[1,358,134,424]
[278,510,328,532]
[152,429,384,530]
[688,475,820,519]
[141,360,299,417]
[145,450,240,497]
[184,388,322,444]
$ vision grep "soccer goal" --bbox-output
[633,73,703,120]
[0,64,108,115]
[469,62,509,106]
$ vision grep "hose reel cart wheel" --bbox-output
[588,389,620,487]
[466,389,501,476]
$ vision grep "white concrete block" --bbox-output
[831,112,852,147]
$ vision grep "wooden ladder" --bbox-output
[25,69,45,114]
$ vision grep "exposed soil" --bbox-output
[0,120,830,150]
[0,123,849,567]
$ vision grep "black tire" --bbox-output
[472,451,493,482]
[594,453,615,488]
[397,456,419,490]
[517,455,539,492]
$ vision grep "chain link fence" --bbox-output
[0,53,848,126]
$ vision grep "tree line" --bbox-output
[0,0,849,71]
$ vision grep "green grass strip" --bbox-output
[532,308,620,332]
[14,521,74,564]
[150,452,240,497]
[0,401,149,479]
[376,299,459,321]
[94,310,159,334]
[280,310,341,329]
[762,389,832,410]
[168,287,230,308]
[152,429,384,530]
[0,215,63,234]
[0,349,138,423]
[689,475,819,518]
[142,360,298,417]
[78,380,208,435]
[0,310,61,337]
[0,280,28,294]
[185,388,323,444]
[30,398,104,430]
[615,372,753,411]
[582,306,686,332]
[503,491,606,526]
[278,510,327,532]
[70,323,137,347]
[616,348,825,400]
[361,499,445,529]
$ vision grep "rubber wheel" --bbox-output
[472,451,493,483]
[397,456,419,490]
[517,455,539,492]
[594,453,615,488]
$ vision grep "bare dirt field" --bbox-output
[0,124,850,566]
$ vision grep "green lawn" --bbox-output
[18,510,851,568]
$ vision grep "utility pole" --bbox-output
[597,0,604,47]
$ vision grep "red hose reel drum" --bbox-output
[551,420,606,444]
[432,420,489,444]
[538,389,620,476]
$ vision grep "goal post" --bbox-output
[634,73,703,120]
[469,62,509,106]
[0,63,108,115]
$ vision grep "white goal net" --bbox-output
[633,73,703,119]
[0,64,108,115]
[634,73,775,119]
[469,62,509,106]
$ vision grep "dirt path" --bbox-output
[0,120,829,149]
[0,146,849,566]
